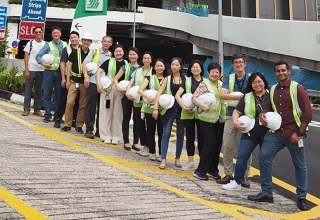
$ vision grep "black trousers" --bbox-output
[184,119,204,156]
[84,83,100,132]
[134,107,147,146]
[145,113,163,154]
[121,96,140,144]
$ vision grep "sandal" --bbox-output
[159,163,166,169]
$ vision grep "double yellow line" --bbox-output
[0,100,319,220]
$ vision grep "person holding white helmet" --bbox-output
[82,36,113,139]
[36,26,68,123]
[113,47,141,151]
[126,51,153,155]
[175,60,204,171]
[153,57,185,169]
[96,44,128,144]
[218,53,251,187]
[248,61,312,211]
[191,62,226,180]
[138,58,167,161]
[61,32,93,133]
[222,72,270,191]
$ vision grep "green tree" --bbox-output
[0,28,9,58]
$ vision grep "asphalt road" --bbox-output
[245,110,320,205]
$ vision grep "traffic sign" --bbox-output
[0,29,5,41]
[0,6,8,29]
[21,0,48,22]
[12,40,18,48]
[11,48,18,55]
[19,21,45,40]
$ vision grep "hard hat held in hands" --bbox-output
[265,112,282,130]
[128,86,141,103]
[198,93,216,108]
[100,76,112,91]
[238,115,255,133]
[86,62,98,76]
[159,94,175,110]
[227,91,243,107]
[181,93,194,108]
[42,54,54,64]
[118,80,130,91]
[143,90,158,103]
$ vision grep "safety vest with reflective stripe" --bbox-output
[244,92,256,119]
[104,58,128,93]
[160,75,173,115]
[142,75,161,114]
[133,67,153,107]
[181,77,196,120]
[270,81,305,130]
[47,41,67,70]
[71,47,87,78]
[91,49,112,64]
[197,79,223,124]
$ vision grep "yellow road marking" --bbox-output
[0,186,49,220]
[1,101,320,219]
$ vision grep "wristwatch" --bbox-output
[296,130,305,137]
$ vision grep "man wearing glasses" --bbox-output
[22,27,46,117]
[217,53,251,187]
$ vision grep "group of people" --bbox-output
[22,26,312,211]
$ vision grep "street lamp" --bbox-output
[218,0,223,74]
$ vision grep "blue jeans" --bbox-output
[43,70,62,119]
[234,138,262,184]
[260,132,308,199]
[161,108,184,160]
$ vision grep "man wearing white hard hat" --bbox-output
[222,72,270,191]
[22,26,46,117]
[36,26,68,123]
[82,36,113,139]
[248,61,312,211]
[218,53,251,187]
[61,32,93,134]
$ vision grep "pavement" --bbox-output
[0,98,320,220]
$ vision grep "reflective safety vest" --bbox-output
[244,92,256,119]
[47,40,67,70]
[270,81,306,130]
[160,75,173,115]
[104,58,128,93]
[228,73,236,93]
[63,45,74,75]
[180,76,196,120]
[133,67,153,107]
[141,75,161,114]
[91,49,111,64]
[123,63,139,80]
[71,47,87,78]
[197,79,224,124]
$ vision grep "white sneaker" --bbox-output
[139,148,149,157]
[149,154,156,161]
[111,139,119,145]
[156,155,161,162]
[222,180,241,191]
[104,139,112,144]
[181,162,195,171]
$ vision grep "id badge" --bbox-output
[75,83,79,88]
[298,139,304,148]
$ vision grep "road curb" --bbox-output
[0,89,33,106]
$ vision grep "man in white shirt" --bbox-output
[22,27,46,117]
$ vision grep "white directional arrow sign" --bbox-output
[70,0,108,49]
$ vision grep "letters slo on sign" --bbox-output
[85,0,103,11]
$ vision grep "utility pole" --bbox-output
[218,0,223,74]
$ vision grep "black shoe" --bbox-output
[297,198,309,211]
[132,145,141,151]
[95,132,100,137]
[216,175,233,184]
[43,118,51,123]
[71,120,76,128]
[247,193,274,203]
[207,171,221,180]
[61,126,71,131]
[76,127,83,134]
[241,177,250,188]
[85,131,94,139]
[54,120,61,128]
[124,144,131,151]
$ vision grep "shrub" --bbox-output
[0,62,25,94]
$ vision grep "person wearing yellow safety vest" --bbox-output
[96,44,127,145]
[36,26,67,123]
[153,57,186,170]
[175,60,204,171]
[248,61,312,211]
[60,32,93,134]
[113,47,141,151]
[222,72,269,190]
[82,36,113,139]
[218,53,251,187]
[191,62,226,180]
[126,51,153,157]
[138,58,167,161]
[56,31,81,129]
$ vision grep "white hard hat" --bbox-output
[198,93,216,107]
[118,80,130,90]
[86,62,98,75]
[159,94,175,110]
[238,115,255,133]
[143,89,158,103]
[265,112,282,130]
[100,76,112,90]
[82,32,93,40]
[128,85,141,102]
[227,92,243,107]
[181,93,194,108]
[42,54,54,64]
